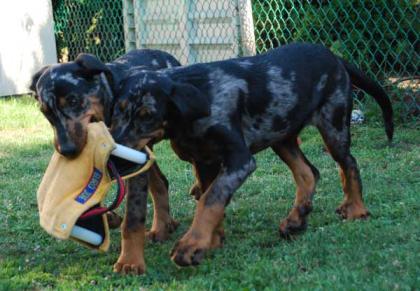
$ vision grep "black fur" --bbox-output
[111,42,393,266]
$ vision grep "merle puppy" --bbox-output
[30,49,181,274]
[110,42,393,267]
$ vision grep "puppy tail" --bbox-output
[340,58,394,142]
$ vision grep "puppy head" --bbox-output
[30,54,111,158]
[111,71,210,149]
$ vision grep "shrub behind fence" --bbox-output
[53,0,125,62]
[252,0,419,122]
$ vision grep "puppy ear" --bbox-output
[169,83,210,121]
[30,65,50,95]
[75,53,110,77]
[158,75,173,95]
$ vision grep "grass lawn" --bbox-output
[0,96,419,290]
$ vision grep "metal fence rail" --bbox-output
[52,0,419,121]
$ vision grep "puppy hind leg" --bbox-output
[272,138,319,238]
[315,101,369,219]
[106,211,123,229]
[147,163,179,242]
[326,143,369,219]
[189,162,220,201]
[189,163,203,200]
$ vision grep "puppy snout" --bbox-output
[58,142,79,158]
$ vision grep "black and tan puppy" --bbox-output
[30,49,181,274]
[110,43,394,267]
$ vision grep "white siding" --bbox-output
[123,0,255,65]
[0,0,57,96]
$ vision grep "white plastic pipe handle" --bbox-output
[111,144,148,164]
[70,225,103,246]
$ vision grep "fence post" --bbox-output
[123,0,136,52]
[236,0,256,56]
[135,0,147,49]
[179,0,192,64]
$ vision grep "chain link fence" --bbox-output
[53,0,125,62]
[252,0,419,123]
[123,0,255,65]
[52,0,419,123]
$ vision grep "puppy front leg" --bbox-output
[113,173,148,275]
[171,153,256,267]
[189,161,224,248]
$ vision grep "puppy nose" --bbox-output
[59,143,78,157]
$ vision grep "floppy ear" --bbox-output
[75,53,110,77]
[169,83,210,121]
[30,65,50,95]
[158,75,173,95]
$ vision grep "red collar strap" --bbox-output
[79,161,125,219]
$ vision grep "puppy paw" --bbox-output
[279,204,311,239]
[147,219,180,242]
[336,201,370,219]
[115,227,145,275]
[113,261,145,275]
[279,217,308,239]
[170,233,211,267]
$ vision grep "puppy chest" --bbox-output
[172,138,224,164]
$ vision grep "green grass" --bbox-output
[1,96,419,290]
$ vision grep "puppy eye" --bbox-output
[138,107,152,119]
[118,100,128,112]
[67,95,79,107]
